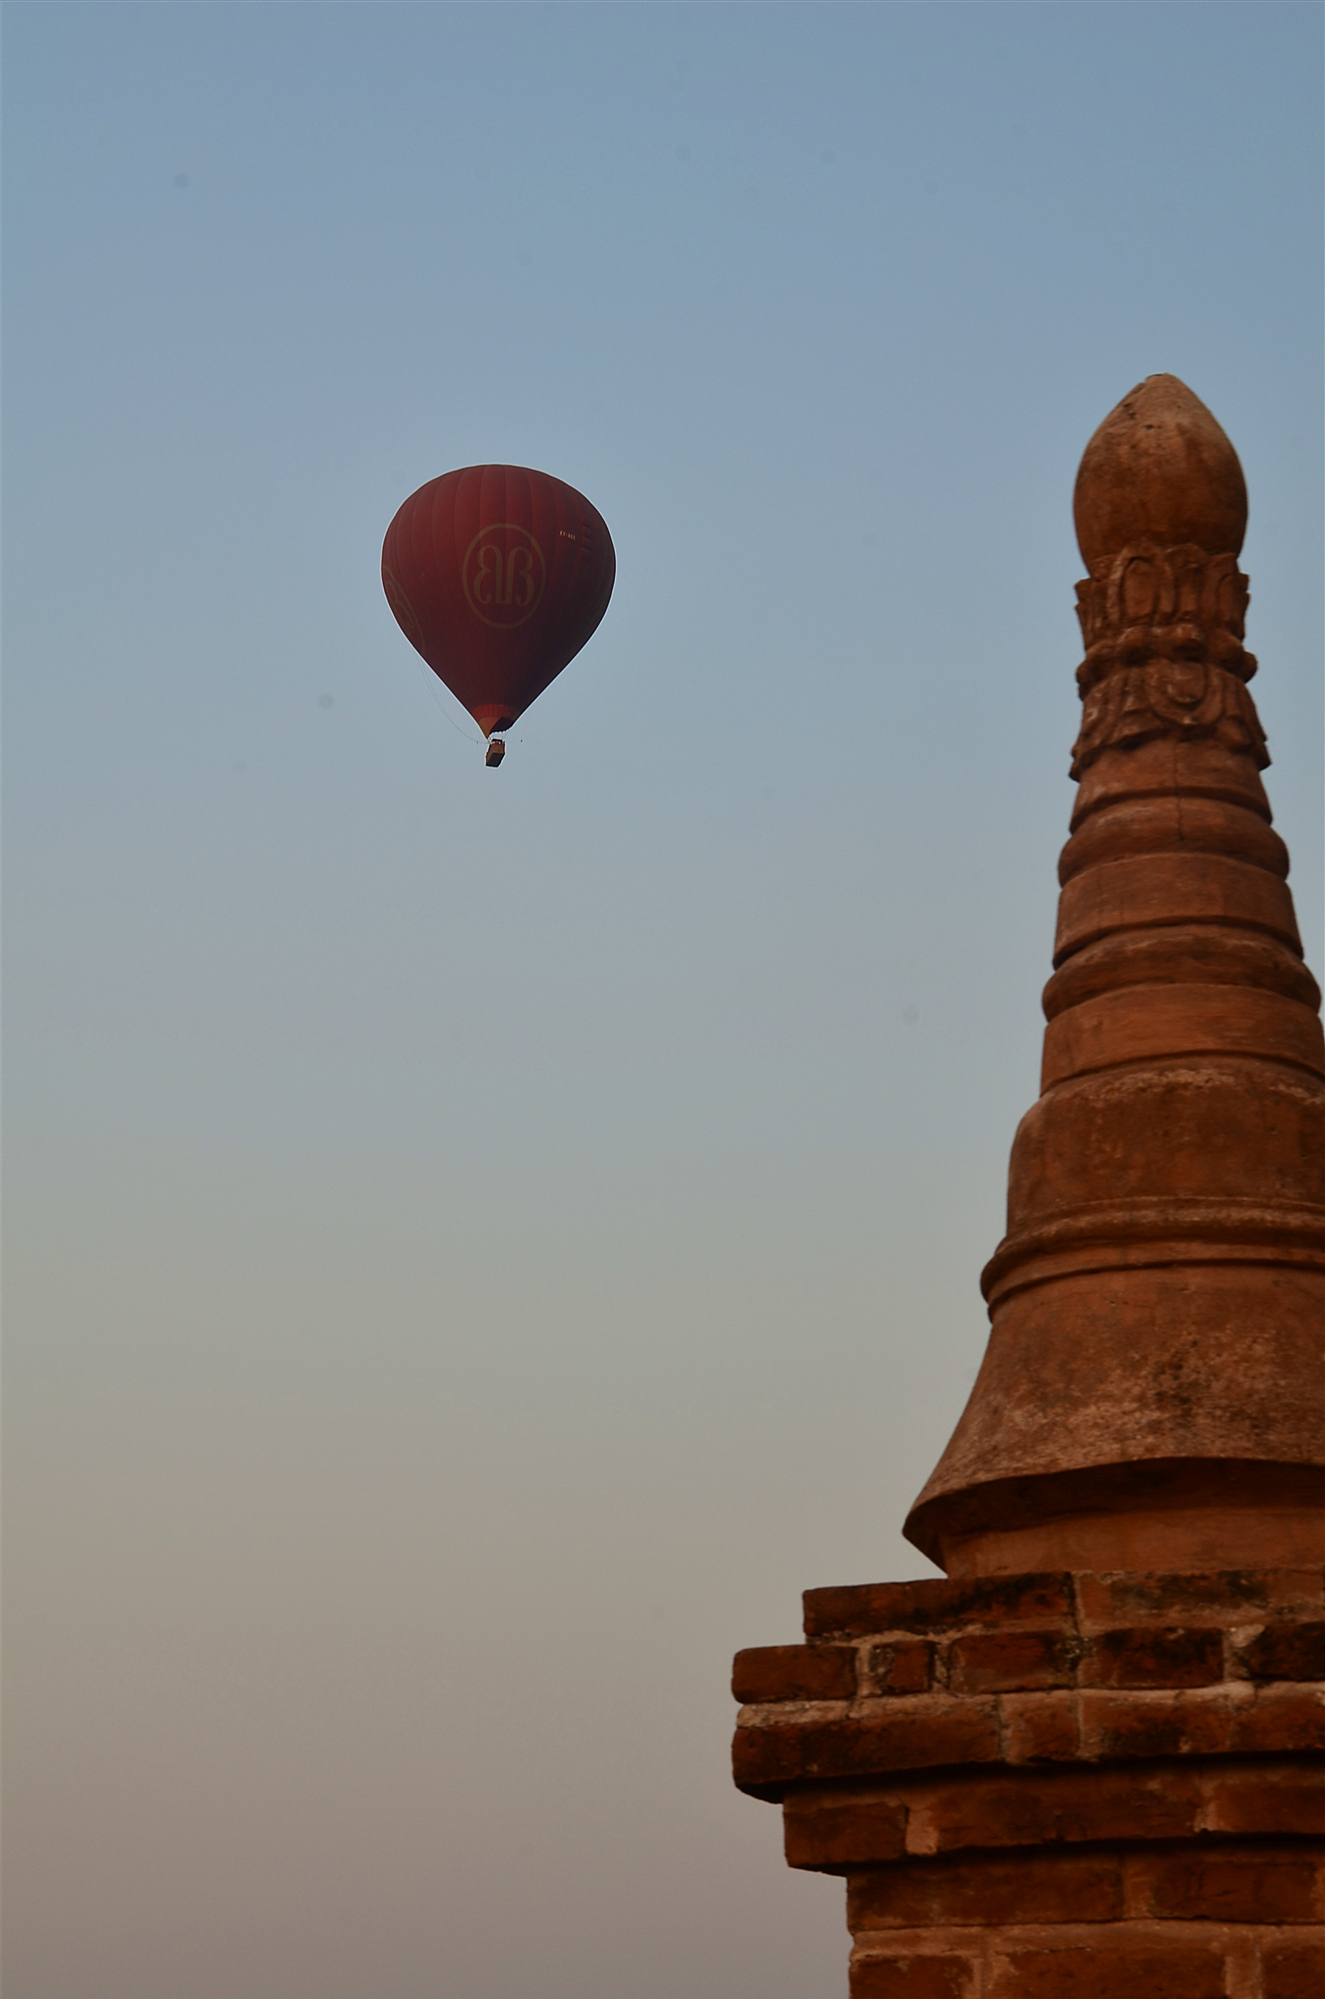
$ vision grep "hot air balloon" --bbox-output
[381,465,615,766]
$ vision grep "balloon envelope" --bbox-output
[381,465,615,737]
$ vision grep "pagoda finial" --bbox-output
[1073,373,1247,577]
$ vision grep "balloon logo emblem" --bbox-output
[462,523,547,629]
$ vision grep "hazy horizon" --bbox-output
[6,5,1321,1996]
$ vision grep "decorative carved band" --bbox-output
[1070,543,1267,779]
[1075,543,1252,666]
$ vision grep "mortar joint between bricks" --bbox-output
[1072,1690,1093,1761]
[1221,1938,1262,1999]
[1225,1623,1266,1682]
[1195,1766,1214,1836]
[898,1795,917,1858]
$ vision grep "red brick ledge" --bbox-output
[848,1921,1324,1999]
[844,1844,1325,1928]
[800,1568,1325,1643]
[732,1569,1325,1802]
[782,1758,1325,1869]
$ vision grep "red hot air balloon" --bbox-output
[381,465,615,766]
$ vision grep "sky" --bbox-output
[5,4,1322,1996]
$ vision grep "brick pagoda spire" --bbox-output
[731,377,1324,1997]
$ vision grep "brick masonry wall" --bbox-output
[732,1570,1324,1998]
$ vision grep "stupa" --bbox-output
[731,377,1324,1995]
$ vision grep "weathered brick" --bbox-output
[734,1699,1002,1792]
[852,1955,975,1998]
[1238,1620,1325,1684]
[989,1943,1225,1998]
[1081,1625,1223,1688]
[1203,1763,1325,1837]
[1262,1943,1325,1999]
[732,1718,829,1799]
[1001,1692,1080,1763]
[1230,1683,1325,1754]
[902,1764,1203,1855]
[848,1851,1123,1929]
[949,1630,1076,1694]
[1075,1568,1325,1631]
[804,1574,1073,1641]
[732,1643,858,1704]
[1079,1687,1242,1760]
[867,1640,934,1696]
[1129,1845,1323,1922]
[784,1793,908,1870]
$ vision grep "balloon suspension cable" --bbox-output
[409,655,485,746]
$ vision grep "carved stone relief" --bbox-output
[1070,542,1267,778]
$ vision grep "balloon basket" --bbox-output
[485,738,506,768]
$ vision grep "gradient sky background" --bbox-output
[6,4,1322,1996]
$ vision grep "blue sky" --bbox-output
[6,6,1321,1996]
